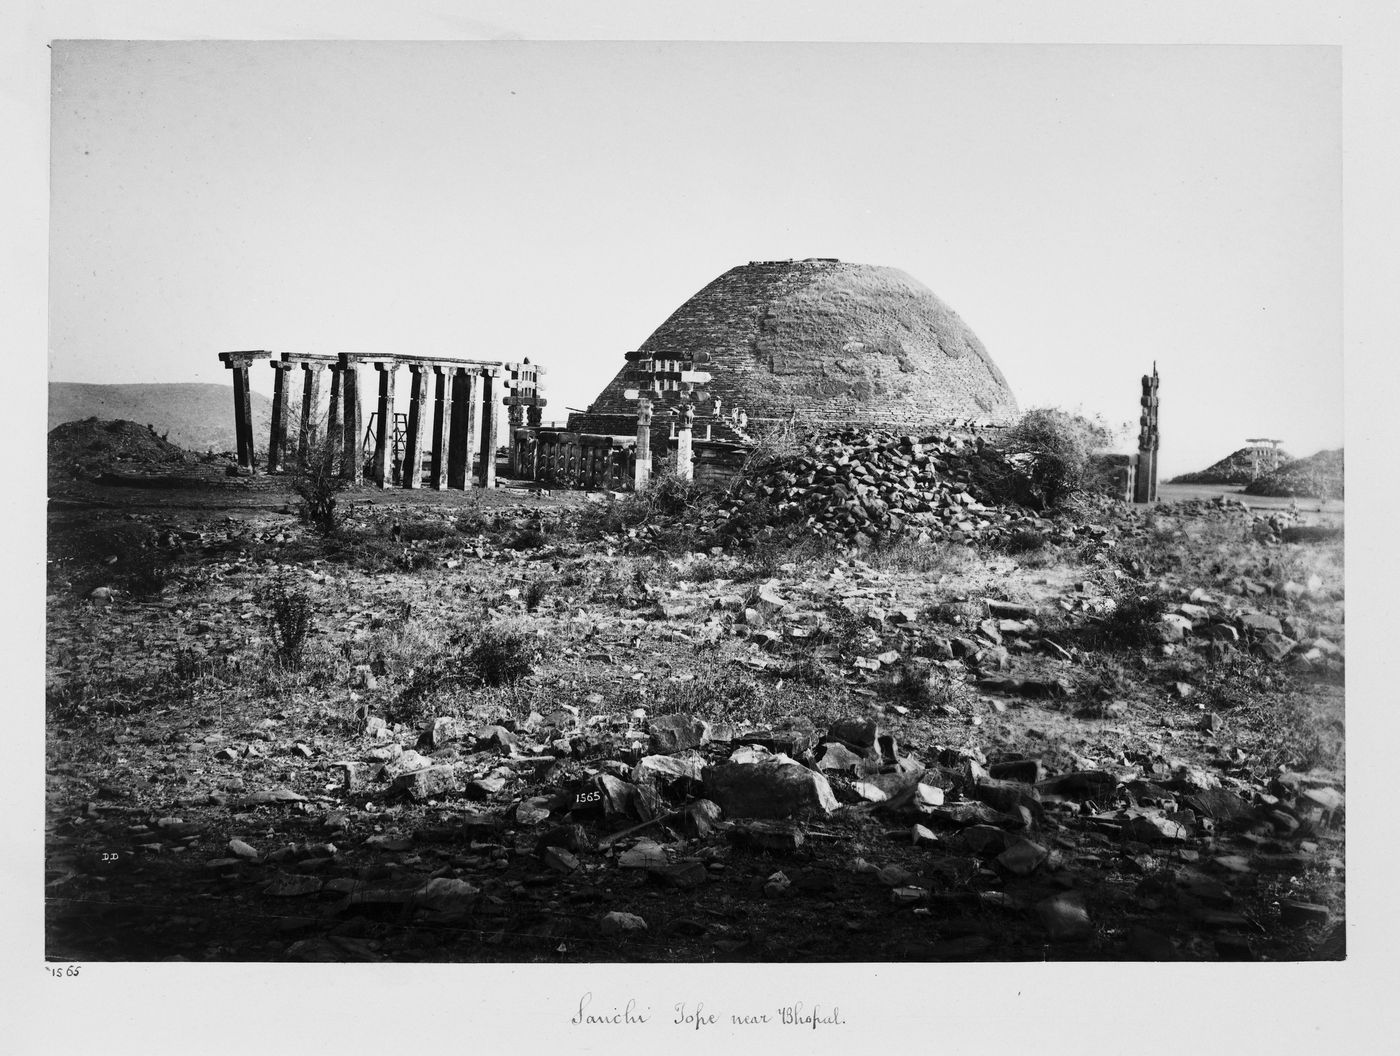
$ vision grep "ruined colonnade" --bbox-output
[218,351,545,490]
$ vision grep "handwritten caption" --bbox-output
[571,992,845,1030]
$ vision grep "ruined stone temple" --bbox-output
[568,258,1019,440]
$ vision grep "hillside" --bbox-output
[49,382,272,454]
[1245,448,1345,500]
[1169,444,1294,486]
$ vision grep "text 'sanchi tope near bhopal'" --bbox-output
[570,258,1019,435]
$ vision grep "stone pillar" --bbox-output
[298,362,324,465]
[479,370,500,489]
[447,369,479,490]
[268,360,293,473]
[230,363,257,472]
[675,406,695,481]
[527,404,543,427]
[402,363,429,489]
[429,366,455,490]
[1134,365,1160,504]
[372,361,397,489]
[342,362,363,484]
[634,398,653,490]
[325,365,343,474]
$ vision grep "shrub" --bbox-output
[1090,589,1170,651]
[458,622,541,687]
[265,578,314,668]
[999,407,1116,510]
[290,435,348,537]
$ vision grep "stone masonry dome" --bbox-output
[576,258,1018,432]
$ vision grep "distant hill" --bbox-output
[1169,444,1294,486]
[48,382,273,454]
[1244,448,1344,499]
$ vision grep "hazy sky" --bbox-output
[49,41,1340,476]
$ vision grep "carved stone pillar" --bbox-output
[325,365,343,474]
[1134,365,1160,504]
[676,405,695,481]
[429,365,455,491]
[268,360,293,473]
[402,363,430,489]
[372,361,397,489]
[298,362,323,465]
[479,370,500,489]
[634,398,653,490]
[341,362,363,484]
[230,363,257,471]
[447,369,480,490]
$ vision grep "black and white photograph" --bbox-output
[9,3,1397,1053]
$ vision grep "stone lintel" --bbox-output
[279,352,338,366]
[219,350,277,368]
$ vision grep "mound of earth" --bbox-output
[48,418,213,488]
[1244,449,1344,499]
[1170,445,1293,486]
[49,382,273,454]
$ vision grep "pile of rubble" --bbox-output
[186,701,1341,956]
[715,429,1057,546]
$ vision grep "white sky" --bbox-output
[48,40,1340,476]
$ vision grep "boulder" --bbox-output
[648,713,711,754]
[702,756,838,818]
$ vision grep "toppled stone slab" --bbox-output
[393,765,464,801]
[702,756,838,818]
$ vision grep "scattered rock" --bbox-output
[702,756,838,819]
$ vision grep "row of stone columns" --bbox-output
[219,351,545,491]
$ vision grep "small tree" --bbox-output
[1000,407,1114,510]
[291,433,349,536]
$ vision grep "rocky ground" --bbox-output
[45,444,1345,964]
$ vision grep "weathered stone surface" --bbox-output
[683,798,723,836]
[599,911,648,934]
[729,819,805,851]
[1279,900,1330,928]
[815,742,866,772]
[702,757,838,818]
[996,838,1048,876]
[631,752,706,793]
[412,877,480,914]
[987,759,1043,784]
[973,778,1042,816]
[961,824,1011,856]
[648,713,712,754]
[425,716,465,749]
[541,846,580,873]
[393,765,464,801]
[617,839,669,868]
[826,717,879,749]
[1037,893,1092,940]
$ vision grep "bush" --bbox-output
[1091,589,1170,651]
[290,435,348,537]
[572,468,720,547]
[458,622,541,687]
[999,408,1115,510]
[265,578,314,668]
